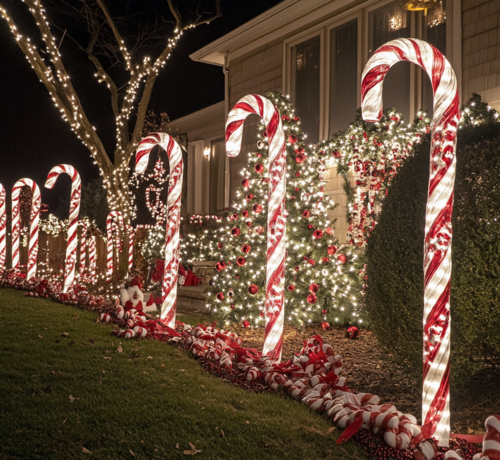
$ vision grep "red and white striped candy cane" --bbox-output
[361,38,459,446]
[12,178,41,280]
[473,416,500,460]
[78,221,87,273]
[45,165,81,292]
[226,94,287,361]
[0,183,6,270]
[126,225,134,275]
[106,211,124,281]
[135,133,183,328]
[88,235,97,282]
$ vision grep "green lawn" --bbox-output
[0,288,366,459]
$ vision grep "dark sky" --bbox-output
[0,0,283,213]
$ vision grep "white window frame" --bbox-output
[283,0,461,142]
[187,140,210,215]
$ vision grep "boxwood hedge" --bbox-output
[364,97,500,381]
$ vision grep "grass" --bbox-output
[0,288,367,459]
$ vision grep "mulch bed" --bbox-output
[225,322,500,435]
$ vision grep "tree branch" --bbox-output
[95,0,132,71]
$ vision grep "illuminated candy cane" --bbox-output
[106,211,124,281]
[361,38,459,446]
[88,235,97,282]
[126,225,134,274]
[0,184,6,270]
[135,133,183,328]
[12,178,41,280]
[45,165,81,292]
[78,221,87,273]
[226,94,287,361]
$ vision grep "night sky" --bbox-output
[0,0,283,214]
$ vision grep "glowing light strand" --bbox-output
[225,94,287,361]
[45,164,81,292]
[361,38,459,447]
[11,178,41,280]
[135,133,183,327]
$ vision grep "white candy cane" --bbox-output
[226,94,287,361]
[126,225,134,275]
[78,221,87,273]
[361,38,459,446]
[0,183,6,270]
[12,178,41,280]
[45,165,81,292]
[135,133,183,328]
[88,235,97,282]
[106,211,124,281]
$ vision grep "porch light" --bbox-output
[400,0,438,15]
[203,146,210,160]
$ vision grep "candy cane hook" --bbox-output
[135,133,183,328]
[45,165,81,292]
[12,178,41,280]
[106,211,124,281]
[361,38,459,447]
[0,184,6,271]
[226,94,287,361]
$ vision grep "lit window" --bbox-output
[210,139,226,213]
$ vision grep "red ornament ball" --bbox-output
[287,285,295,292]
[241,244,251,253]
[308,259,315,266]
[252,203,263,214]
[255,226,264,234]
[237,257,246,266]
[255,164,264,174]
[322,309,327,314]
[246,194,254,201]
[321,322,330,330]
[230,304,235,309]
[338,254,348,264]
[215,262,224,271]
[294,116,300,122]
[217,242,223,249]
[321,257,330,264]
[308,224,314,230]
[288,134,298,144]
[346,326,360,339]
[248,284,259,295]
[326,227,334,235]
[302,210,310,218]
[295,172,300,177]
[263,130,268,138]
[243,320,250,328]
[242,210,249,217]
[233,212,239,219]
[295,153,306,163]
[246,220,252,228]
[294,266,300,272]
[307,294,317,304]
[282,115,289,122]
[216,292,225,301]
[241,178,250,189]
[327,245,338,255]
[309,283,319,294]
[231,227,241,237]
[313,229,323,239]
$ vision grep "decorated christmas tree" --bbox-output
[208,91,362,329]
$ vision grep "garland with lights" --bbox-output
[208,91,363,329]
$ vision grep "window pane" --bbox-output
[422,0,447,117]
[210,139,225,213]
[368,2,411,121]
[291,36,320,143]
[330,19,358,136]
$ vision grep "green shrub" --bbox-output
[364,99,500,381]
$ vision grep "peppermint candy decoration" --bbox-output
[135,132,183,328]
[12,178,41,280]
[362,38,459,446]
[45,165,81,292]
[226,94,287,361]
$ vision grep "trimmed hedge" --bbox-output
[364,101,500,381]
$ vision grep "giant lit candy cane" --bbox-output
[12,178,41,280]
[226,95,287,361]
[0,184,6,270]
[88,235,97,282]
[126,225,134,275]
[45,165,81,292]
[135,133,183,328]
[106,211,124,281]
[78,221,87,273]
[361,38,459,446]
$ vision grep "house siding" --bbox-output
[462,0,500,107]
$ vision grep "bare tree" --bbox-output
[0,0,222,225]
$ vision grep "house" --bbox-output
[173,0,499,242]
